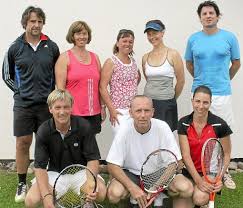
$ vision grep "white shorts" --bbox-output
[111,108,131,136]
[31,171,104,197]
[31,171,59,187]
[210,95,234,128]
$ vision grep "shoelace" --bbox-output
[17,182,27,195]
[223,173,233,181]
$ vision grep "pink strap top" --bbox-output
[66,50,101,116]
[110,55,139,109]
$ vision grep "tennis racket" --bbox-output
[140,149,178,207]
[53,164,101,208]
[201,138,224,208]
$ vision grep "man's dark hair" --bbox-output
[21,6,46,29]
[197,1,221,17]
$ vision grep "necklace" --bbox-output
[72,48,90,64]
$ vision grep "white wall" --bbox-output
[0,0,242,159]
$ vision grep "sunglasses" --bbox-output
[118,29,134,36]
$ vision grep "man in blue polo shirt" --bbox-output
[185,1,241,189]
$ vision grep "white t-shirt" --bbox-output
[106,118,182,175]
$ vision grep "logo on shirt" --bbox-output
[44,44,48,48]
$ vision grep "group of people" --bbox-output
[1,1,240,208]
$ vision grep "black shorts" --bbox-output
[152,98,178,132]
[82,113,102,134]
[123,169,169,196]
[123,169,140,186]
[182,168,203,180]
[13,104,51,137]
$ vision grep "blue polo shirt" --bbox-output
[185,29,240,95]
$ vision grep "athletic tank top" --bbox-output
[110,55,139,109]
[144,50,175,100]
[66,50,101,116]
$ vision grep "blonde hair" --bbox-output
[47,89,73,108]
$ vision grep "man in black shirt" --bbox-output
[25,89,106,208]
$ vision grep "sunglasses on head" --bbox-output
[119,29,134,36]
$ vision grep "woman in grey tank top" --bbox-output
[142,19,185,132]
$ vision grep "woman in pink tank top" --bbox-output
[55,21,106,134]
[100,29,141,135]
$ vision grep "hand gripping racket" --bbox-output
[201,138,224,208]
[140,149,178,207]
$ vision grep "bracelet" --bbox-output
[42,193,52,200]
[101,104,106,108]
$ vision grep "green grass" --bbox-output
[0,170,243,207]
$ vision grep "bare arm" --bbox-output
[99,58,114,111]
[179,134,214,193]
[87,160,100,176]
[230,59,241,80]
[55,52,69,89]
[141,54,148,81]
[95,54,107,122]
[107,163,147,207]
[186,60,194,77]
[169,49,185,99]
[99,59,122,125]
[137,69,141,85]
[35,168,55,208]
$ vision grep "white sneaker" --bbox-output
[15,182,28,203]
[223,172,236,189]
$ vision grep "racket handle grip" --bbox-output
[208,200,214,208]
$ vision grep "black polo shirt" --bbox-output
[34,115,100,172]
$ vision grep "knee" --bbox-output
[25,194,38,208]
[96,180,107,202]
[107,186,124,204]
[171,175,194,198]
[178,180,194,198]
[193,192,209,206]
[16,137,32,151]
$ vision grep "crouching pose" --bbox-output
[106,95,193,208]
[25,89,106,208]
[178,86,232,207]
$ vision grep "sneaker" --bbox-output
[223,172,236,189]
[83,202,95,208]
[15,182,28,203]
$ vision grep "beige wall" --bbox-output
[0,0,242,159]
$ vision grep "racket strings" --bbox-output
[154,162,177,187]
[54,165,96,208]
[141,150,178,192]
[142,161,177,191]
[203,140,224,179]
[57,189,86,207]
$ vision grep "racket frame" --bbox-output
[201,138,225,208]
[53,164,97,208]
[140,149,178,206]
